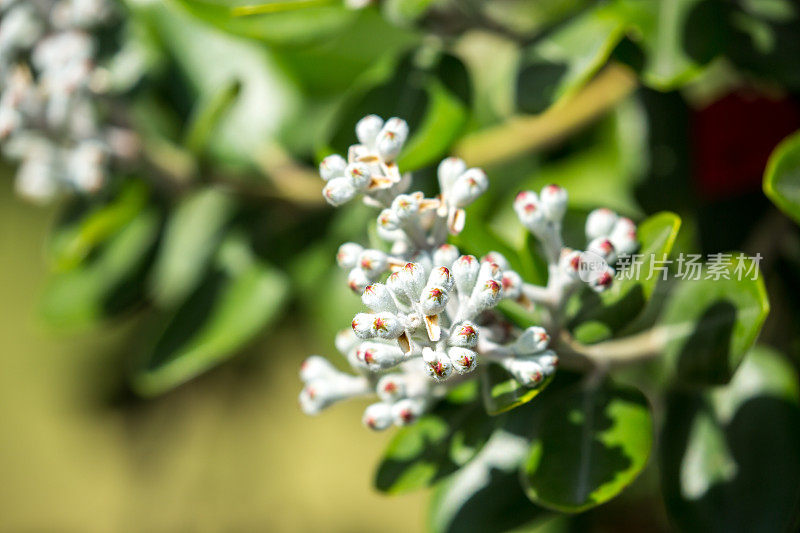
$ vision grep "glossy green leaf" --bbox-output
[374,399,496,494]
[149,189,235,307]
[763,130,800,224]
[133,261,289,396]
[660,346,800,532]
[482,363,555,416]
[521,380,653,512]
[40,209,161,330]
[660,255,770,385]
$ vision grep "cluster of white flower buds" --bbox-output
[300,115,638,430]
[0,0,117,202]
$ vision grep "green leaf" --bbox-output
[660,346,800,532]
[429,430,550,533]
[133,261,289,396]
[149,189,235,307]
[40,209,161,330]
[660,255,770,385]
[374,399,496,494]
[763,130,800,224]
[183,79,242,155]
[521,379,653,512]
[482,363,555,416]
[516,4,627,113]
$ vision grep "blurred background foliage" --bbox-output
[3,0,800,530]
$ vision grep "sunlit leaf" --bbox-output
[763,130,800,224]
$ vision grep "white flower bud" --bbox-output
[376,374,407,402]
[449,321,479,348]
[299,355,337,383]
[473,279,503,311]
[391,397,425,426]
[409,249,433,273]
[346,162,372,191]
[477,260,503,285]
[587,237,617,264]
[504,359,546,388]
[609,217,638,255]
[356,114,384,147]
[299,380,335,415]
[482,251,510,271]
[351,313,375,339]
[437,156,467,192]
[433,244,460,268]
[323,176,356,206]
[514,326,550,355]
[399,262,426,300]
[559,249,582,280]
[391,193,420,221]
[448,347,478,374]
[347,268,370,293]
[588,265,615,293]
[372,312,404,339]
[536,350,559,376]
[335,328,359,355]
[514,191,548,235]
[354,341,405,369]
[452,255,480,296]
[514,190,538,213]
[361,283,396,313]
[386,270,412,306]
[427,266,454,291]
[319,154,346,181]
[586,208,618,240]
[500,270,522,300]
[539,184,568,221]
[375,117,408,161]
[423,347,453,381]
[363,402,393,430]
[377,208,399,231]
[357,249,387,278]
[449,168,488,207]
[420,285,449,316]
[336,242,363,269]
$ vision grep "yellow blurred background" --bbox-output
[0,177,425,532]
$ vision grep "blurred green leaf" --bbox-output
[482,363,555,416]
[134,260,289,396]
[40,209,161,330]
[763,130,800,224]
[660,346,800,532]
[382,0,435,26]
[183,79,242,155]
[660,255,769,385]
[375,399,496,494]
[149,189,235,307]
[521,379,653,512]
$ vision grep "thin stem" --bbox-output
[555,327,671,371]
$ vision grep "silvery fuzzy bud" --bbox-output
[539,184,568,221]
[391,397,425,426]
[357,249,387,278]
[362,283,397,313]
[391,193,420,221]
[351,313,374,339]
[319,154,346,181]
[423,347,453,381]
[335,328,359,355]
[399,262,426,300]
[586,208,618,240]
[448,347,478,374]
[514,326,550,355]
[477,260,503,285]
[609,217,638,255]
[588,265,615,293]
[363,402,393,431]
[472,279,503,311]
[514,191,548,235]
[449,168,488,207]
[427,266,454,292]
[386,270,412,305]
[345,161,371,191]
[336,242,363,269]
[371,312,404,340]
[375,117,408,161]
[504,359,546,388]
[347,268,370,293]
[300,355,338,383]
[376,374,407,402]
[449,321,479,348]
[559,249,582,280]
[452,255,480,296]
[354,341,405,369]
[408,250,432,273]
[536,351,559,376]
[433,244,460,268]
[482,251,510,271]
[420,285,449,316]
[587,237,617,264]
[355,114,384,147]
[514,190,538,213]
[501,270,522,300]
[299,380,336,415]
[377,208,399,231]
[323,176,356,206]
[437,156,467,192]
